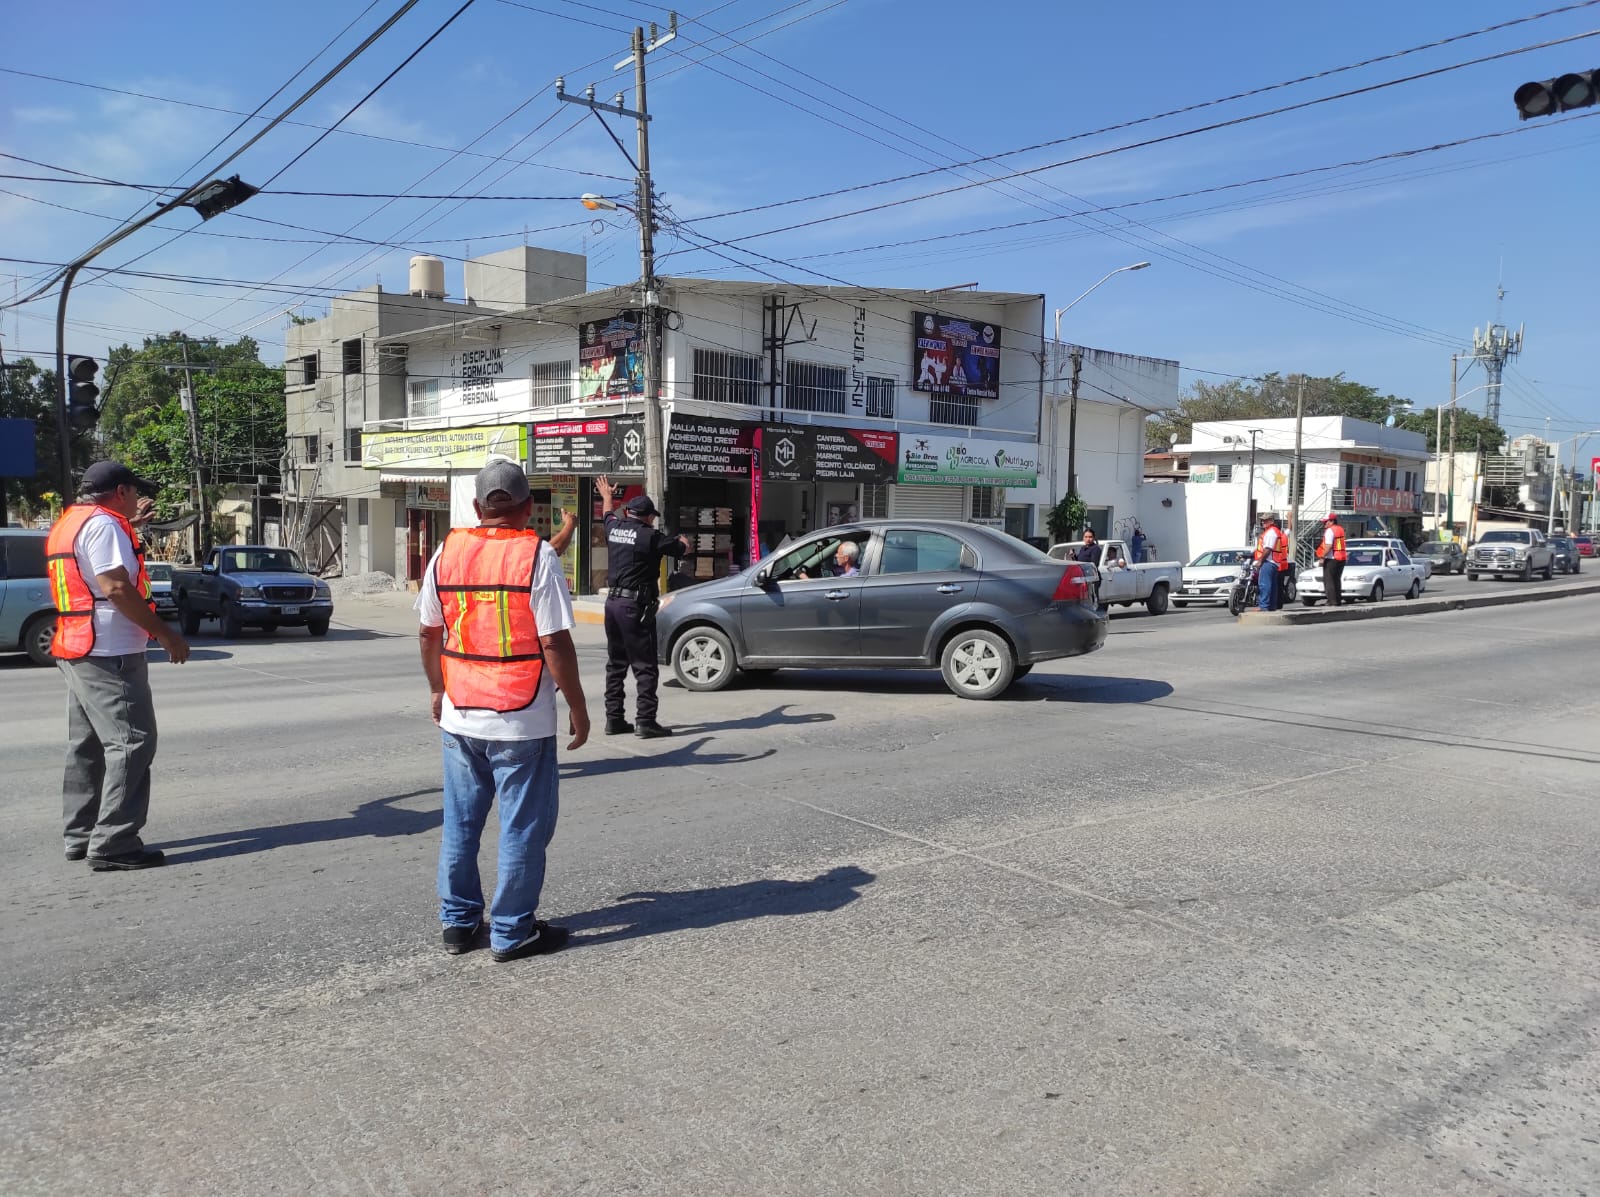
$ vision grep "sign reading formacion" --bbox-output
[362,424,525,470]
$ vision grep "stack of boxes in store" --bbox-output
[679,507,735,579]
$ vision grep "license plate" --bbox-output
[280,605,300,615]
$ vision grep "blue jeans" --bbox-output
[1257,559,1280,611]
[438,732,559,951]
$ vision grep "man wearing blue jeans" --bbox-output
[417,459,590,962]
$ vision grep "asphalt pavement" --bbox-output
[2,588,1598,1195]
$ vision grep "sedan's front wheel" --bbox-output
[940,628,1015,700]
[672,626,736,692]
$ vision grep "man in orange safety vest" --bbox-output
[1252,512,1290,611]
[1315,511,1348,607]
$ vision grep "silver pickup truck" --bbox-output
[1467,529,1554,582]
[174,545,334,637]
[1047,538,1184,615]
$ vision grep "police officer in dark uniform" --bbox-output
[595,475,688,739]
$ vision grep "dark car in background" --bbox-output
[1412,540,1466,575]
[656,520,1107,700]
[1547,536,1581,574]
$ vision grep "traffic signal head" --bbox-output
[1514,69,1598,119]
[66,355,100,431]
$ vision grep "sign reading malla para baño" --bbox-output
[897,433,1039,487]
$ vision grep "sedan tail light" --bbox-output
[1052,562,1090,603]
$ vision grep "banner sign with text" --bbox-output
[362,424,525,470]
[666,415,756,477]
[760,424,897,483]
[897,433,1039,487]
[910,311,1001,400]
[578,313,644,401]
[530,415,645,475]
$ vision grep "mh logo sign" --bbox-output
[774,437,797,469]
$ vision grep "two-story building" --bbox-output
[1138,416,1429,562]
[320,254,1045,592]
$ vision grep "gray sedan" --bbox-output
[655,520,1107,700]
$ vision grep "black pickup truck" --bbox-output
[174,545,334,637]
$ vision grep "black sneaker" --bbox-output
[634,720,673,739]
[442,920,483,955]
[88,848,166,871]
[65,844,87,862]
[604,717,635,736]
[491,921,570,963]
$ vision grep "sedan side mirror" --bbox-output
[754,568,771,587]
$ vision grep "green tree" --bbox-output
[0,357,97,520]
[1145,372,1413,450]
[100,334,274,447]
[1394,408,1505,454]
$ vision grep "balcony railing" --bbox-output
[1329,487,1422,514]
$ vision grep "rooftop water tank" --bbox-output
[409,255,445,299]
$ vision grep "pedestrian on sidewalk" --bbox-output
[416,460,590,963]
[1253,512,1289,611]
[595,474,688,739]
[1316,512,1347,607]
[47,461,190,870]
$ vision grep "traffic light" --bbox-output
[66,355,99,430]
[1513,70,1598,119]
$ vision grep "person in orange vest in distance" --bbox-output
[1252,511,1290,611]
[416,459,590,963]
[47,461,190,870]
[1316,511,1348,607]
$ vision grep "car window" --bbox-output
[765,533,869,582]
[1347,549,1382,566]
[146,562,173,582]
[878,530,973,575]
[1,535,47,580]
[1392,548,1410,564]
[1479,531,1526,543]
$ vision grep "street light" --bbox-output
[1433,381,1493,530]
[1048,262,1150,504]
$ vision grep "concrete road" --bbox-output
[2,593,1598,1195]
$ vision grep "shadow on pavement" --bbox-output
[147,647,234,661]
[157,789,441,863]
[193,626,400,642]
[562,737,776,778]
[712,670,1172,704]
[673,703,836,735]
[564,864,875,946]
[1007,674,1174,703]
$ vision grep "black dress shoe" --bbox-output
[88,848,166,871]
[604,718,635,735]
[634,720,673,739]
[491,921,570,963]
[65,844,87,862]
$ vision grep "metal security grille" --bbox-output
[784,360,847,414]
[530,360,572,408]
[970,486,1002,520]
[408,379,440,418]
[861,483,888,518]
[693,348,761,404]
[891,485,964,520]
[929,395,979,425]
[866,375,896,419]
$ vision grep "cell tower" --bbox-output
[1471,285,1522,427]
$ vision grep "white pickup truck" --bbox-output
[1047,539,1184,615]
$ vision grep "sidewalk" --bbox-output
[1238,574,1600,626]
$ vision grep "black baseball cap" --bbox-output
[626,495,660,517]
[474,458,531,505]
[80,460,159,498]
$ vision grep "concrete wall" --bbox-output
[463,246,586,311]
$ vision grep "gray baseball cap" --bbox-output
[474,458,530,505]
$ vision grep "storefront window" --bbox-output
[784,360,847,414]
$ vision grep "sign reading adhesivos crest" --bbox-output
[897,433,1039,486]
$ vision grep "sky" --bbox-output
[3,0,1598,444]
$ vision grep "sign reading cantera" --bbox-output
[897,433,1039,486]
[362,424,526,470]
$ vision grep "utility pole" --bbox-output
[1065,346,1083,503]
[1289,376,1304,552]
[173,337,210,561]
[1243,428,1262,543]
[1446,355,1458,537]
[558,15,677,506]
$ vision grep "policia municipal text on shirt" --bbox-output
[595,475,689,739]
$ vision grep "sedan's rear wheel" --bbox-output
[673,626,735,692]
[1406,579,1421,599]
[1370,580,1385,603]
[22,612,56,667]
[939,628,1015,700]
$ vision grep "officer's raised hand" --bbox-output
[596,475,615,506]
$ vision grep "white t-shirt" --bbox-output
[76,512,152,657]
[415,537,574,741]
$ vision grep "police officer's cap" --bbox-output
[474,457,530,506]
[626,495,660,518]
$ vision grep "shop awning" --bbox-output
[379,473,450,484]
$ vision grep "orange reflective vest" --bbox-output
[435,527,546,713]
[1254,526,1290,569]
[1316,524,1347,562]
[45,504,154,659]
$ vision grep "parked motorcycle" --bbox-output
[1228,560,1298,616]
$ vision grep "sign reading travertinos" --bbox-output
[897,433,1039,486]
[363,424,526,470]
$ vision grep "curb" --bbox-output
[1237,577,1600,626]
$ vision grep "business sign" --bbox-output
[667,415,756,477]
[898,434,1039,487]
[531,415,644,474]
[0,418,36,476]
[578,313,644,401]
[362,424,525,470]
[1352,487,1419,513]
[1189,464,1218,484]
[405,482,450,511]
[458,346,506,406]
[911,311,1001,400]
[1591,455,1600,483]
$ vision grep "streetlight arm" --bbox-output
[1052,262,1151,338]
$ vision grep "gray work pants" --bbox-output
[58,654,158,858]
